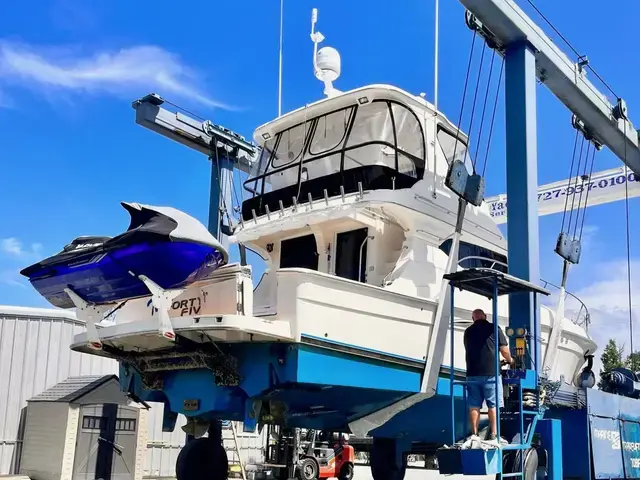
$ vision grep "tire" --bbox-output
[297,457,319,480]
[498,448,538,480]
[176,437,228,480]
[339,463,354,480]
[370,438,406,480]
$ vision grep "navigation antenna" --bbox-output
[310,8,341,98]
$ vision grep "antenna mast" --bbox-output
[278,0,284,117]
[310,8,341,97]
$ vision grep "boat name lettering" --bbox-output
[632,458,640,468]
[171,297,202,316]
[488,172,638,218]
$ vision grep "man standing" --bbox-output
[463,308,513,441]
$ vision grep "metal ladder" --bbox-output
[222,421,247,480]
[442,268,548,479]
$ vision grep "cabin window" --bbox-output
[437,125,474,174]
[334,228,369,282]
[309,108,353,155]
[439,239,508,273]
[280,234,319,271]
[392,103,425,177]
[272,122,310,169]
[242,98,427,220]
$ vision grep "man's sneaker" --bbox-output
[487,433,497,441]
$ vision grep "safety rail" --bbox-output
[457,255,590,331]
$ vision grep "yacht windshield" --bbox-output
[242,100,426,220]
[437,126,474,173]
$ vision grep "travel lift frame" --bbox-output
[126,1,640,479]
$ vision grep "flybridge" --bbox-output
[487,166,640,224]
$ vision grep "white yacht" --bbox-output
[71,80,595,391]
[235,80,595,382]
[66,13,596,430]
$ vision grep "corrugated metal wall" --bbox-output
[0,306,268,479]
[0,306,117,475]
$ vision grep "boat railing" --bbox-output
[456,255,590,331]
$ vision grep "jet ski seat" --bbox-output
[62,236,113,252]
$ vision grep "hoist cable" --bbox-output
[452,32,477,171]
[465,43,487,173]
[474,50,497,164]
[578,145,597,240]
[623,121,634,359]
[481,58,504,178]
[566,135,586,236]
[560,129,580,233]
[571,141,593,239]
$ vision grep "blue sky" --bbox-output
[0,0,638,361]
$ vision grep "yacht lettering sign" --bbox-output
[487,169,640,224]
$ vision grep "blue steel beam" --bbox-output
[504,42,541,370]
[131,93,260,241]
[459,0,640,177]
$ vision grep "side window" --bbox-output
[272,122,311,169]
[437,126,474,173]
[309,108,354,155]
[391,103,425,178]
[346,101,394,148]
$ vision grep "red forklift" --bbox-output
[266,427,355,480]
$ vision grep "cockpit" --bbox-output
[242,99,430,221]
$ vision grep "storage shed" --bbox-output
[19,375,148,480]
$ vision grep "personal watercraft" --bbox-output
[20,202,228,309]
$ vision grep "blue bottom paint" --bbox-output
[119,341,471,444]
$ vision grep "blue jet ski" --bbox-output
[21,202,229,309]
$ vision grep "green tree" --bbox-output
[626,351,640,372]
[598,339,625,389]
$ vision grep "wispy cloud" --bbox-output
[0,40,234,110]
[0,237,43,259]
[564,258,639,375]
[0,269,27,289]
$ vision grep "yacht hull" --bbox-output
[69,267,595,385]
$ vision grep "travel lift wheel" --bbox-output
[499,447,538,480]
[370,438,407,480]
[176,437,229,480]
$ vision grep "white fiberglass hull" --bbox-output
[72,265,595,388]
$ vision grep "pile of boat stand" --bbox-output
[436,269,556,480]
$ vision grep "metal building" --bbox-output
[0,305,267,478]
[0,306,116,475]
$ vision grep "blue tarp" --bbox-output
[588,389,640,479]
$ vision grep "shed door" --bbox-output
[73,404,138,480]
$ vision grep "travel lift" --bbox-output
[127,2,640,480]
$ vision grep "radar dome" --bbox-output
[315,46,341,82]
